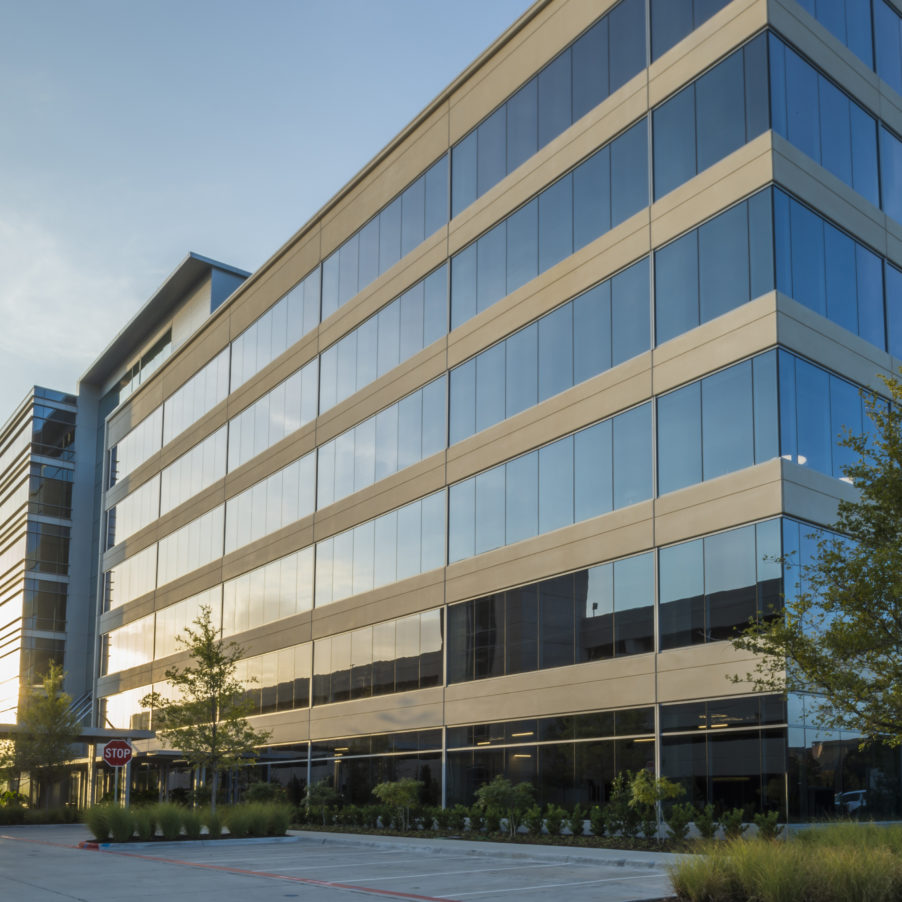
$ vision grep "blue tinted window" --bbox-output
[575,420,612,521]
[506,452,538,546]
[507,323,538,416]
[657,381,701,494]
[875,0,902,94]
[830,376,862,477]
[476,343,505,433]
[790,200,826,315]
[507,200,538,294]
[399,283,424,362]
[574,281,612,382]
[880,126,902,224]
[539,175,573,272]
[449,479,475,563]
[753,351,780,464]
[886,262,902,357]
[477,107,507,198]
[651,0,692,61]
[611,119,648,224]
[654,85,695,200]
[655,230,698,344]
[823,225,857,333]
[475,467,505,555]
[452,132,477,219]
[698,202,749,323]
[611,259,650,365]
[477,224,507,314]
[507,80,538,173]
[613,403,652,507]
[573,147,610,250]
[659,538,704,649]
[377,299,400,375]
[451,245,477,330]
[795,358,832,474]
[379,197,402,274]
[702,362,754,481]
[538,51,572,149]
[572,18,608,121]
[785,48,820,160]
[358,218,380,288]
[857,246,885,348]
[748,189,775,299]
[538,304,573,402]
[696,51,745,173]
[397,393,422,471]
[850,105,880,209]
[401,178,425,258]
[819,78,852,186]
[609,0,646,90]
[539,437,574,534]
[424,157,448,237]
[423,266,448,345]
[449,359,476,446]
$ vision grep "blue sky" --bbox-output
[0,0,533,417]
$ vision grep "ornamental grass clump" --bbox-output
[85,805,112,841]
[181,807,202,840]
[265,803,292,836]
[202,806,222,838]
[669,830,902,902]
[107,805,135,843]
[133,807,154,841]
[153,802,183,840]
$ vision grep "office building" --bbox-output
[77,0,902,818]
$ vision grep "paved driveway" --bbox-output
[0,824,678,902]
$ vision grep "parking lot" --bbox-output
[0,824,678,901]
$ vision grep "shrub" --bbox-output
[244,781,286,803]
[753,809,783,841]
[181,808,202,840]
[202,806,222,838]
[375,804,393,829]
[566,803,585,836]
[153,802,183,841]
[266,804,292,836]
[543,803,566,837]
[225,805,251,838]
[664,802,694,842]
[447,804,469,832]
[372,778,422,832]
[468,805,486,833]
[245,803,270,837]
[694,803,717,840]
[434,806,452,832]
[107,805,135,843]
[588,804,606,838]
[524,804,544,836]
[605,772,639,838]
[474,776,534,838]
[133,807,154,841]
[719,807,748,841]
[85,805,111,841]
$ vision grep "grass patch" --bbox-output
[670,825,902,902]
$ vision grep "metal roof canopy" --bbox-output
[0,724,154,743]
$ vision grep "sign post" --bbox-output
[102,740,133,805]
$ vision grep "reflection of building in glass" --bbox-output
[4,0,902,817]
[0,388,80,721]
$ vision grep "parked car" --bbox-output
[834,790,868,815]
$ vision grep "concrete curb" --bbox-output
[291,829,689,871]
[79,834,301,851]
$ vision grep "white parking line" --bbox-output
[337,863,566,884]
[453,873,668,896]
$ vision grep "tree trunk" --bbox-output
[210,768,219,815]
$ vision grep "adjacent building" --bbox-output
[7,0,902,818]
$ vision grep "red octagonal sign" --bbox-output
[102,739,133,768]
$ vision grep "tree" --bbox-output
[371,778,422,831]
[732,373,902,746]
[141,606,270,813]
[473,775,534,838]
[4,663,80,805]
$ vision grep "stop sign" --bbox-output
[102,739,133,768]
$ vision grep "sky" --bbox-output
[0,0,534,418]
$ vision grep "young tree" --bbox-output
[141,606,270,813]
[473,775,534,838]
[732,373,902,745]
[7,663,80,805]
[371,778,422,831]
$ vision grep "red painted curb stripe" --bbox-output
[0,834,82,850]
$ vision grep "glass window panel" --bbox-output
[572,18,608,120]
[420,491,446,573]
[449,359,476,445]
[702,361,754,481]
[743,33,770,141]
[399,281,425,362]
[695,51,745,173]
[449,479,475,563]
[611,119,648,224]
[875,1,902,94]
[476,342,506,433]
[354,418,376,492]
[830,375,862,479]
[396,499,422,581]
[353,521,375,597]
[613,552,654,655]
[795,359,832,474]
[539,575,575,669]
[538,50,572,148]
[574,281,611,382]
[538,304,573,401]
[659,539,704,649]
[575,420,612,522]
[748,189,775,300]
[507,79,538,172]
[654,86,695,200]
[477,224,507,314]
[507,585,539,674]
[657,382,701,494]
[356,316,378,390]
[539,436,574,534]
[655,228,698,344]
[336,333,357,404]
[573,146,611,251]
[753,351,780,464]
[539,175,573,273]
[377,299,401,375]
[401,176,425,257]
[651,0,693,61]
[372,619,396,694]
[857,245,885,349]
[506,322,538,416]
[338,234,358,306]
[452,131,477,219]
[475,467,506,555]
[611,258,650,365]
[614,403,652,507]
[397,389,423,472]
[705,525,757,641]
[609,0,646,91]
[451,244,477,330]
[507,199,538,294]
[358,217,380,288]
[421,377,447,458]
[818,78,852,186]
[477,107,507,197]
[851,105,880,209]
[425,156,449,237]
[790,200,826,315]
[423,265,448,345]
[506,452,538,546]
[886,262,902,358]
[824,223,858,334]
[880,126,902,225]
[699,202,749,324]
[785,47,821,162]
[581,564,613,661]
[374,510,398,588]
[379,197,402,273]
